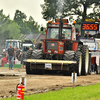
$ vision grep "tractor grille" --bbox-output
[48,42,58,50]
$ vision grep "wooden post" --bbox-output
[22,76,25,85]
[73,71,75,89]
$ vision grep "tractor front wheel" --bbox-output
[63,50,82,76]
[63,51,75,76]
[31,49,44,74]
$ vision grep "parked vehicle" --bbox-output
[20,40,35,64]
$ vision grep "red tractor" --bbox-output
[25,19,89,76]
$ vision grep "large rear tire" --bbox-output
[32,49,43,59]
[74,51,82,76]
[32,49,44,74]
[81,45,89,75]
[26,50,32,59]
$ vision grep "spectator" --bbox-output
[94,63,97,72]
[91,63,95,72]
[14,47,17,60]
[16,48,21,60]
[76,31,81,40]
[14,47,17,54]
[7,44,16,70]
[84,31,93,38]
[2,50,6,57]
[91,62,97,72]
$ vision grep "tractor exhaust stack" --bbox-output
[59,18,63,41]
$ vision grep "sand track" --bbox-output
[0,68,100,97]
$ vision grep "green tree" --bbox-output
[88,4,100,20]
[0,9,10,25]
[41,0,58,20]
[41,0,100,22]
[13,9,30,34]
[1,21,21,40]
[14,9,27,24]
[0,9,21,40]
[27,16,41,34]
[0,9,11,45]
[6,21,21,39]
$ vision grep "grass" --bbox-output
[1,83,100,100]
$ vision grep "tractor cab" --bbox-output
[42,19,76,56]
[46,19,74,40]
[21,40,34,52]
[5,39,21,51]
[46,25,72,40]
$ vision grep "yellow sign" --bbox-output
[85,19,95,22]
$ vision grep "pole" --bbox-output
[22,76,25,85]
[59,18,63,41]
[73,71,75,89]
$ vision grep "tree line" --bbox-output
[41,0,100,23]
[0,9,43,43]
[1,0,99,43]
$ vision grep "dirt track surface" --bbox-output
[0,68,100,97]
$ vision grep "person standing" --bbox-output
[76,31,81,40]
[16,48,21,60]
[7,44,16,70]
[84,31,93,38]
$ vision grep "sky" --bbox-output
[0,0,93,27]
[0,0,47,26]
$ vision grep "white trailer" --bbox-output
[80,20,100,73]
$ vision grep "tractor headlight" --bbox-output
[54,50,58,53]
[48,50,51,53]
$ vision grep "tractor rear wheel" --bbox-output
[32,49,43,59]
[26,50,32,59]
[81,45,89,75]
[74,51,82,76]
